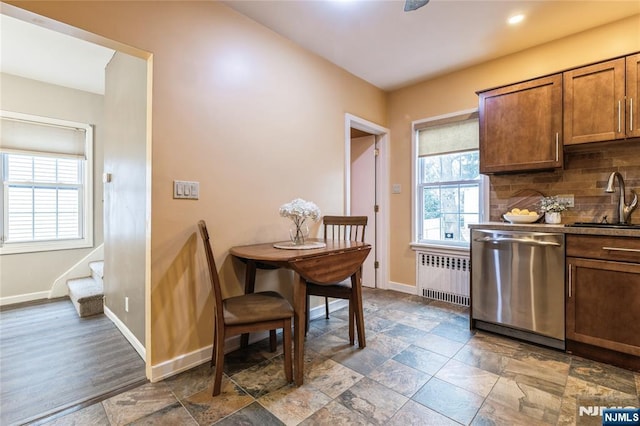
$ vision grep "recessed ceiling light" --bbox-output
[508,14,525,25]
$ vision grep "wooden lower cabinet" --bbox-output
[566,238,640,371]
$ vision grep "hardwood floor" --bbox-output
[0,298,147,425]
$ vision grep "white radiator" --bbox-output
[417,252,470,306]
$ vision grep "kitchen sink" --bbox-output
[565,222,640,229]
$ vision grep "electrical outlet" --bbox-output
[556,194,575,208]
[125,296,129,312]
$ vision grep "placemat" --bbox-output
[273,241,327,250]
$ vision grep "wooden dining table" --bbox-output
[229,238,371,385]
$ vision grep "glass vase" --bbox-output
[289,221,309,245]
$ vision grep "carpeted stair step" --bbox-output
[68,266,104,318]
[89,261,104,286]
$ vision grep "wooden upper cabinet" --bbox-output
[478,74,562,174]
[627,53,640,139]
[564,58,626,145]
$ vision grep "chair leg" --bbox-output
[269,330,277,352]
[348,297,355,346]
[210,322,217,368]
[282,319,293,383]
[353,278,366,348]
[305,292,310,335]
[212,329,225,396]
[324,296,330,319]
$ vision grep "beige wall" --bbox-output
[6,1,387,369]
[387,15,640,288]
[0,73,104,302]
[103,51,147,343]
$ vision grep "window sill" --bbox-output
[0,238,92,255]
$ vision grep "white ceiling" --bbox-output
[224,0,640,90]
[0,14,114,95]
[1,1,638,94]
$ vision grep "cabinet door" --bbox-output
[566,257,640,357]
[478,75,562,174]
[627,54,640,139]
[564,58,626,144]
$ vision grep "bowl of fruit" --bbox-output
[503,208,542,224]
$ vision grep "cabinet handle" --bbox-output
[555,133,559,162]
[618,100,622,133]
[568,263,572,298]
[631,98,634,132]
[602,246,640,253]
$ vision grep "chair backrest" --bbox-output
[323,215,368,242]
[198,220,224,324]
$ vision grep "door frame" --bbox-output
[2,4,153,379]
[344,113,389,290]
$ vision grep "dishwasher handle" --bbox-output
[474,236,562,247]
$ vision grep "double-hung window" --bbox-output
[413,110,487,247]
[1,111,93,254]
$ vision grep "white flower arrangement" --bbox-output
[279,198,321,245]
[539,196,569,213]
[279,198,321,222]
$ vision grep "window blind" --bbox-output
[417,111,479,157]
[4,154,82,242]
[0,114,87,158]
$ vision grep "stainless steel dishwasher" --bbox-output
[471,229,565,349]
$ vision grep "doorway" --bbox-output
[0,6,151,422]
[0,3,151,355]
[344,114,389,290]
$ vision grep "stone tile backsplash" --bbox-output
[489,142,640,224]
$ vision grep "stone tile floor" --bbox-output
[35,288,639,425]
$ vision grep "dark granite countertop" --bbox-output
[469,222,640,238]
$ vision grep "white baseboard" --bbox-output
[308,297,348,320]
[387,281,418,295]
[150,344,213,383]
[104,306,146,363]
[0,291,50,306]
[149,332,268,382]
[149,298,349,382]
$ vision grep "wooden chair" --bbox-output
[305,215,368,346]
[198,220,293,396]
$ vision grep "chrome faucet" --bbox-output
[605,172,638,224]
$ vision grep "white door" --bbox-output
[350,135,376,288]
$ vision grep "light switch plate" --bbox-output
[174,180,199,199]
[392,184,401,194]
